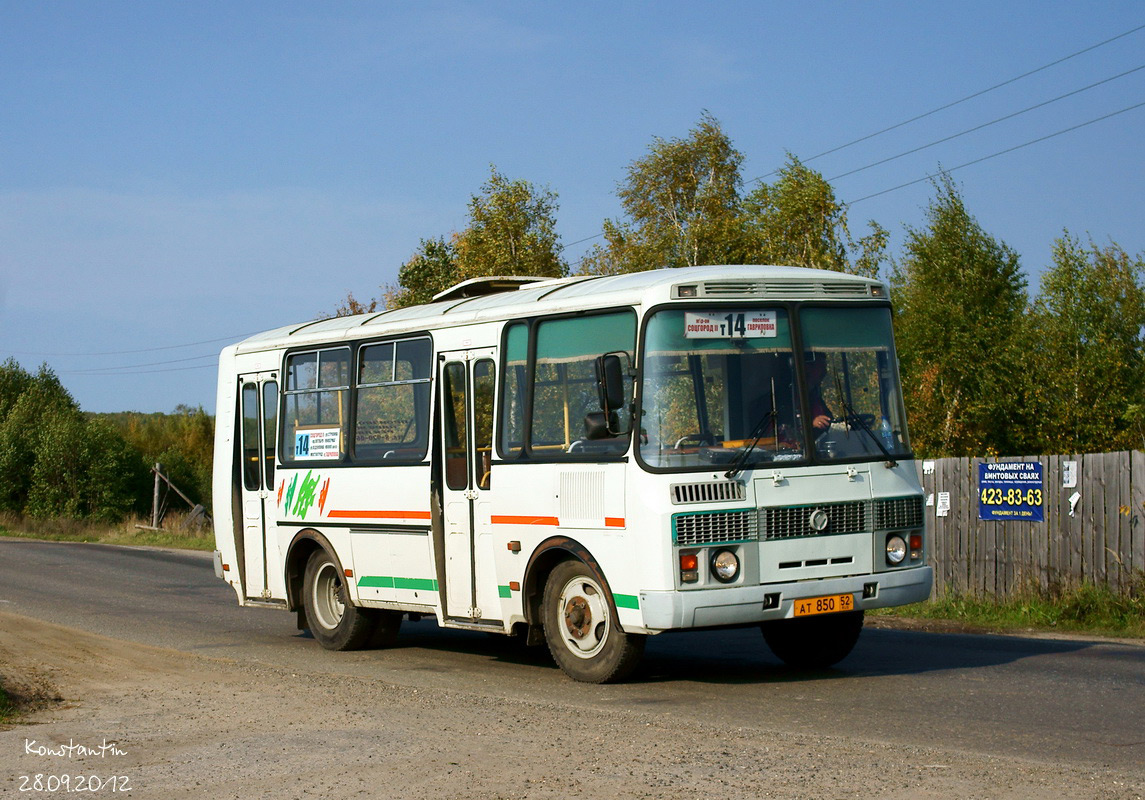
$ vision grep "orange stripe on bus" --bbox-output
[605,517,625,528]
[327,509,432,520]
[491,515,560,526]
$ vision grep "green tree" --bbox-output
[454,165,565,281]
[0,358,33,421]
[107,405,215,507]
[384,236,461,310]
[1022,233,1145,452]
[328,291,379,318]
[890,175,1028,456]
[26,413,143,522]
[330,166,561,315]
[742,153,888,277]
[0,364,144,520]
[0,365,77,513]
[580,111,747,275]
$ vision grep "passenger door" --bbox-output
[238,373,278,599]
[438,349,498,621]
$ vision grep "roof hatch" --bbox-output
[431,276,549,302]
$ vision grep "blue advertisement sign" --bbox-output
[978,462,1044,522]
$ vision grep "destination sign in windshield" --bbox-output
[684,311,777,338]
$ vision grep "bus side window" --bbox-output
[442,362,468,491]
[473,359,495,489]
[241,383,261,490]
[354,338,431,463]
[282,347,349,463]
[499,323,528,459]
[530,312,636,458]
[262,381,278,488]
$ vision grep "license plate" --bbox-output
[793,592,854,617]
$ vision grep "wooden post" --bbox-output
[152,462,162,529]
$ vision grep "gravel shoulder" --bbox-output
[0,611,1141,800]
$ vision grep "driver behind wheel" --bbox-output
[805,353,832,431]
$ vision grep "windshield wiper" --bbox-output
[835,400,898,468]
[828,370,898,468]
[724,410,776,480]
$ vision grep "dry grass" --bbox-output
[0,672,63,726]
[874,575,1145,639]
[0,511,214,551]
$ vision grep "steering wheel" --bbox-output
[839,413,876,428]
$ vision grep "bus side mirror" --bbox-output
[583,411,615,440]
[594,353,630,435]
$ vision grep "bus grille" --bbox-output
[670,481,745,504]
[697,280,871,299]
[673,496,923,546]
[674,510,758,545]
[760,501,867,540]
[873,496,925,530]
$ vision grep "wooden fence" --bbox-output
[916,451,1145,597]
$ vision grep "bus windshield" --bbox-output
[638,305,910,470]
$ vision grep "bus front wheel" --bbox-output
[761,610,864,669]
[542,560,645,683]
[302,548,376,651]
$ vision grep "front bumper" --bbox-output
[639,565,932,631]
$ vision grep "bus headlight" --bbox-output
[885,534,907,565]
[711,549,740,583]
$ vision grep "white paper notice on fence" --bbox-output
[1062,461,1078,488]
[1068,491,1081,517]
[923,460,935,475]
[926,493,934,506]
[936,492,951,517]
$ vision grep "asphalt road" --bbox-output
[2,538,1142,775]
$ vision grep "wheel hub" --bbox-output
[564,596,592,638]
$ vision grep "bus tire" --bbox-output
[303,548,374,651]
[542,559,645,683]
[761,610,864,669]
[368,611,403,649]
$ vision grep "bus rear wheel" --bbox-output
[761,610,864,669]
[303,548,376,651]
[542,560,645,683]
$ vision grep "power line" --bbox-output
[62,363,218,376]
[61,353,218,374]
[847,99,1145,205]
[559,27,1145,265]
[561,232,605,251]
[8,331,259,358]
[827,63,1145,182]
[747,21,1145,184]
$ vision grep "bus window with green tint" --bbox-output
[800,306,911,462]
[531,311,635,458]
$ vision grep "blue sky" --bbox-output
[2,2,1143,413]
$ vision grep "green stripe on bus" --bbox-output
[359,576,438,591]
[498,585,512,598]
[358,576,394,589]
[613,593,639,609]
[394,577,438,591]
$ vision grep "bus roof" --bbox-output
[232,264,885,354]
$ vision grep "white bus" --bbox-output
[212,265,931,682]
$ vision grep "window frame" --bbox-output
[634,300,910,475]
[278,334,434,468]
[352,336,433,465]
[280,345,352,465]
[496,307,637,464]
